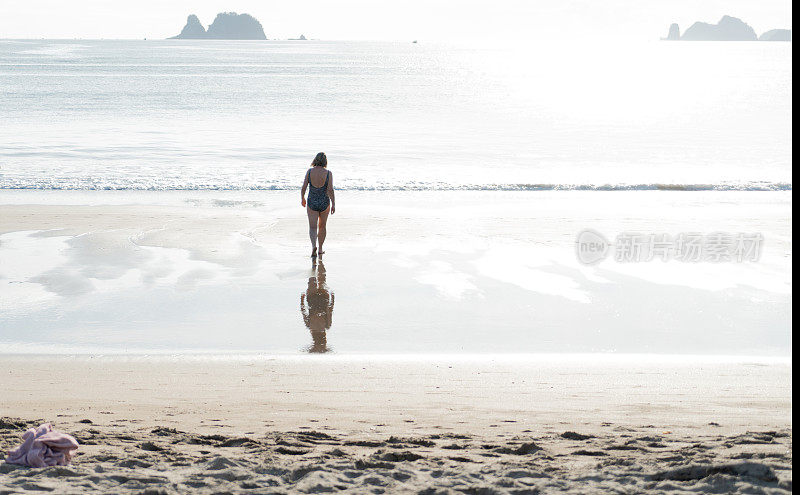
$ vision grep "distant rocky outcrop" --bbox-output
[759,29,792,41]
[663,16,791,42]
[663,23,680,40]
[681,15,757,41]
[174,15,206,39]
[171,12,266,40]
[206,13,266,39]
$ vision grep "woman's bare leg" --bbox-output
[317,206,330,258]
[306,207,319,257]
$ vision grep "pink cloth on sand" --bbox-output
[6,424,79,467]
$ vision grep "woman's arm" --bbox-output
[301,170,309,207]
[327,172,335,214]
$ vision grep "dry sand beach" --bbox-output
[0,355,793,494]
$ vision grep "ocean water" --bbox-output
[0,39,792,191]
[0,39,792,356]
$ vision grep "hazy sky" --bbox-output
[0,0,792,41]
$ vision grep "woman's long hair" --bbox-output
[312,152,327,168]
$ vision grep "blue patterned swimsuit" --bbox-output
[306,169,330,212]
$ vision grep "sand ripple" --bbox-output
[0,417,792,494]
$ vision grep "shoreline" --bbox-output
[0,351,792,362]
[0,185,793,196]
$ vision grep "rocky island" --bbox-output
[663,15,791,41]
[759,29,792,41]
[171,12,267,40]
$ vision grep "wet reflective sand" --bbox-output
[0,190,791,356]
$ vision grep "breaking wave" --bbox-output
[0,181,791,192]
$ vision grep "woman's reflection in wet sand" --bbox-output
[300,261,334,353]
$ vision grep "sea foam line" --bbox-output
[0,182,792,192]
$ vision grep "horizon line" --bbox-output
[0,37,425,42]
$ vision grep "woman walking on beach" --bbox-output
[301,152,336,259]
